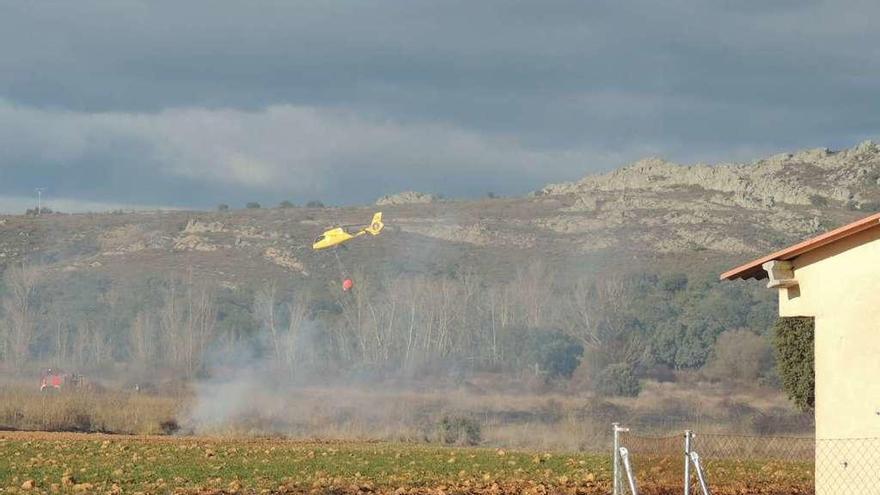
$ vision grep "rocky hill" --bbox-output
[538,140,880,207]
[375,191,439,206]
[1,140,878,288]
[530,140,880,253]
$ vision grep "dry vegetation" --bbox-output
[0,374,809,448]
[0,380,179,436]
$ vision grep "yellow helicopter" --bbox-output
[312,212,384,251]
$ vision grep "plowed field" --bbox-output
[0,432,812,494]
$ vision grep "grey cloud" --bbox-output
[0,1,878,208]
[0,100,644,209]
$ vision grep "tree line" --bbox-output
[0,261,777,395]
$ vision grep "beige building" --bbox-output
[723,212,880,494]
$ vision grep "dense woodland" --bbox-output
[0,260,778,396]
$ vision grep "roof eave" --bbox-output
[721,213,880,281]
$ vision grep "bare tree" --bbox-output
[183,280,217,377]
[159,281,183,368]
[254,283,280,366]
[338,269,375,363]
[512,260,553,328]
[282,291,310,375]
[0,264,42,365]
[157,272,217,376]
[129,311,158,369]
[564,278,605,349]
[47,307,71,364]
[564,277,647,374]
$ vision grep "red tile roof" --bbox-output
[721,212,880,281]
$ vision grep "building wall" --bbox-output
[778,226,880,439]
[776,227,880,494]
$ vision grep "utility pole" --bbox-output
[35,188,45,215]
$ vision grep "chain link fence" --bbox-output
[815,438,880,494]
[610,423,880,494]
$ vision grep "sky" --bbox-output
[1,0,878,212]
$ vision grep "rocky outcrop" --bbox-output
[99,225,148,255]
[263,247,307,274]
[173,235,218,252]
[536,140,880,209]
[376,191,439,206]
[99,224,168,255]
[183,219,226,234]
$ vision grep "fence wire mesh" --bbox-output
[689,434,814,494]
[620,431,880,495]
[615,427,880,494]
[616,432,687,493]
[815,438,880,494]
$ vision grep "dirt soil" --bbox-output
[0,431,813,495]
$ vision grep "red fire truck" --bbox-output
[39,369,83,391]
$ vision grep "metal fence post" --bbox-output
[612,423,630,495]
[689,451,711,495]
[619,447,640,495]
[684,430,692,495]
[612,423,620,495]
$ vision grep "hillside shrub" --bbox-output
[305,200,324,208]
[594,363,641,397]
[859,201,880,212]
[159,418,180,435]
[245,202,261,209]
[706,329,773,382]
[437,415,481,445]
[808,195,828,207]
[279,200,295,208]
[26,207,55,216]
[659,272,688,292]
[773,317,814,411]
[506,328,583,378]
[217,204,229,212]
[534,331,583,378]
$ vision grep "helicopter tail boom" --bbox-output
[365,212,384,235]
